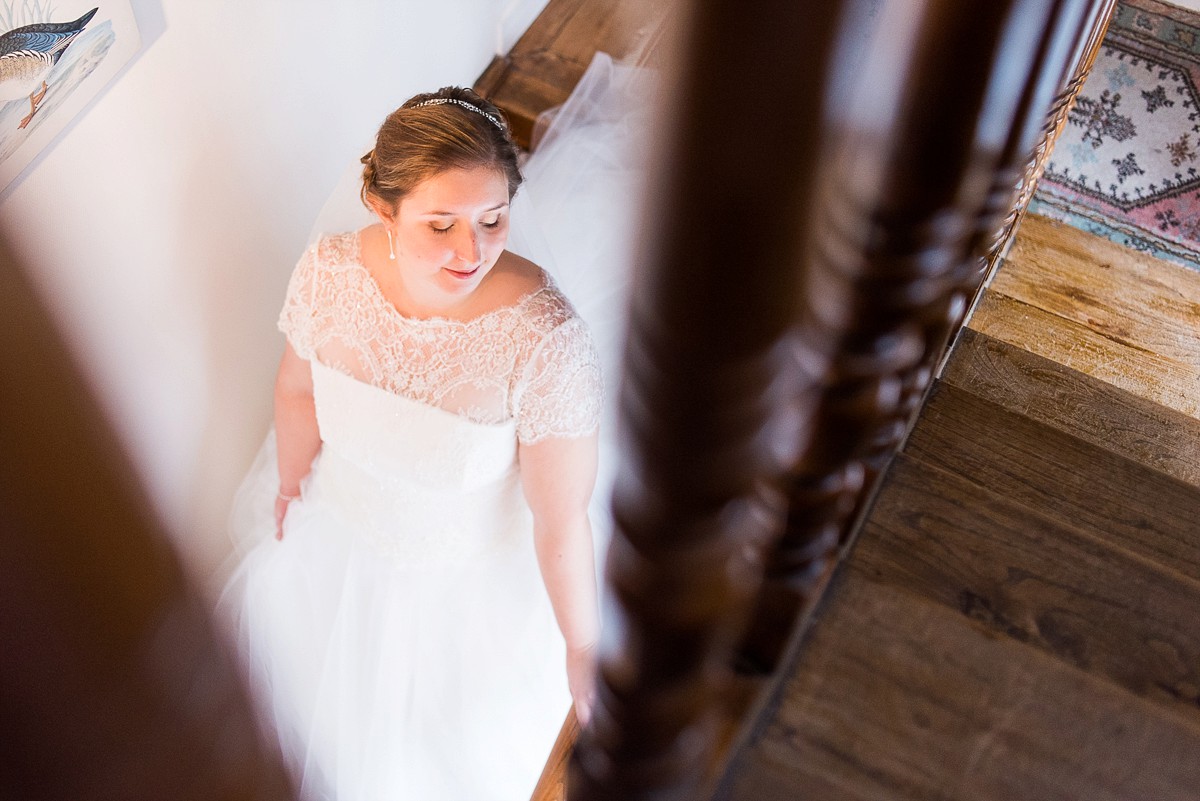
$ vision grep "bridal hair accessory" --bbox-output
[413,98,505,132]
[386,227,396,260]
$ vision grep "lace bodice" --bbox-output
[278,232,602,443]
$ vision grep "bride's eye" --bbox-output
[481,216,503,229]
[430,223,453,234]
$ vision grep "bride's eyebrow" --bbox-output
[422,203,509,216]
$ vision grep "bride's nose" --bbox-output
[454,227,481,264]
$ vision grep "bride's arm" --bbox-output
[520,434,601,724]
[273,343,320,539]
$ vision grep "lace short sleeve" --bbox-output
[515,316,603,444]
[276,244,319,360]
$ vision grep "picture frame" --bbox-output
[0,1,141,193]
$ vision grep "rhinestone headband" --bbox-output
[412,98,505,132]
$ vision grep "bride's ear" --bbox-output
[366,196,397,226]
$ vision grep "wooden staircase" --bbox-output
[480,0,1200,798]
[717,214,1200,800]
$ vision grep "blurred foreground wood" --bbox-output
[0,241,292,799]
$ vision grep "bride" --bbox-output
[219,86,604,801]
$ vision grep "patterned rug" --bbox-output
[1030,0,1200,270]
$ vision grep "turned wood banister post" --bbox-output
[981,0,1116,274]
[567,2,848,799]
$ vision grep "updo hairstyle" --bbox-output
[360,86,523,215]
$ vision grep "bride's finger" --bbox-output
[274,499,288,540]
[575,693,593,727]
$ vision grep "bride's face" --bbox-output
[391,165,511,304]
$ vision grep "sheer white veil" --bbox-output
[511,54,656,550]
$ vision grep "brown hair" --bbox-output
[360,87,522,214]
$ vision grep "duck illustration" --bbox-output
[0,7,98,130]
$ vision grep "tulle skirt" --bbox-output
[218,434,569,801]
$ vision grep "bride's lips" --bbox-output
[445,265,481,279]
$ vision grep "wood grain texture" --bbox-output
[969,217,1200,422]
[857,453,1200,717]
[990,215,1200,368]
[968,290,1200,418]
[907,380,1200,578]
[721,569,1200,801]
[530,710,579,801]
[941,328,1200,486]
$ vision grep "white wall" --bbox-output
[0,0,547,594]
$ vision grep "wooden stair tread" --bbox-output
[907,380,1200,578]
[857,452,1200,718]
[968,214,1200,419]
[968,291,1200,418]
[941,328,1200,487]
[723,437,1200,801]
[722,567,1200,801]
[993,214,1200,369]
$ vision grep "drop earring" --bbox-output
[386,227,396,260]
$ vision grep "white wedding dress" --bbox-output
[219,53,650,801]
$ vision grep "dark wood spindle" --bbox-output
[982,0,1117,276]
[567,2,848,799]
[881,0,1116,481]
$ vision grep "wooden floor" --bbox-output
[719,214,1200,800]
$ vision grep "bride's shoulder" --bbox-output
[487,252,559,310]
[307,229,364,267]
[489,249,542,293]
[494,253,579,327]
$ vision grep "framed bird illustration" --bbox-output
[0,0,140,194]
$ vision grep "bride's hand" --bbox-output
[567,641,598,727]
[274,491,298,540]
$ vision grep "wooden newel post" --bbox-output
[567,1,847,799]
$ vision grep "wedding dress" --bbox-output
[219,53,650,801]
